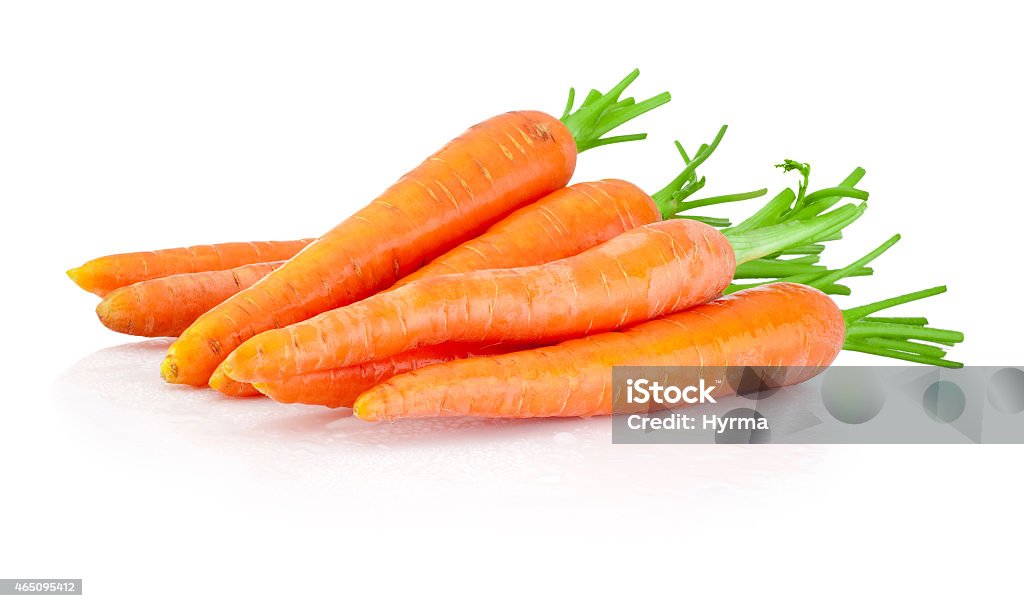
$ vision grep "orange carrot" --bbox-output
[162,72,670,386]
[391,125,757,287]
[97,262,283,338]
[353,283,843,420]
[221,204,862,383]
[67,240,313,297]
[252,343,520,407]
[352,281,964,421]
[392,179,660,287]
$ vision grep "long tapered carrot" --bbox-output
[247,230,886,407]
[352,281,964,421]
[221,204,864,383]
[161,71,671,386]
[67,240,313,297]
[96,262,283,338]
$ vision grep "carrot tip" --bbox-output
[66,266,90,290]
[352,397,377,422]
[94,298,117,331]
[160,356,179,381]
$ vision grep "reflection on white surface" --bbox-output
[54,340,829,519]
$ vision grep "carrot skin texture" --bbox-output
[252,343,521,407]
[353,283,846,421]
[222,219,736,382]
[393,179,660,287]
[96,262,283,338]
[68,240,313,297]
[163,111,578,386]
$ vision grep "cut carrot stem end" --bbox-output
[560,69,671,153]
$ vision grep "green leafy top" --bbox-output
[560,69,671,153]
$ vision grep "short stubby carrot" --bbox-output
[67,239,313,297]
[97,262,282,338]
[162,71,670,386]
[252,343,520,407]
[221,203,863,383]
[352,282,964,421]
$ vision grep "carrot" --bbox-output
[239,225,882,407]
[220,203,865,383]
[161,70,670,386]
[252,343,520,407]
[96,262,283,338]
[351,279,964,421]
[392,125,767,287]
[67,239,313,297]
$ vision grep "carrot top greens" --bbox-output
[843,286,965,368]
[560,69,671,153]
[649,125,768,223]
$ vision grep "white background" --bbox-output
[1,1,1022,606]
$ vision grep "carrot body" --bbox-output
[252,343,520,407]
[221,219,735,383]
[393,179,660,286]
[211,178,657,397]
[353,283,846,421]
[67,239,313,297]
[162,111,577,386]
[96,262,283,338]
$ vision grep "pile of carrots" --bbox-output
[68,70,964,421]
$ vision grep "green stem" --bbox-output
[792,168,867,220]
[726,203,867,265]
[852,336,948,358]
[773,243,826,256]
[842,285,948,323]
[650,125,728,214]
[846,322,965,344]
[802,187,869,206]
[725,189,796,234]
[840,286,965,368]
[842,341,964,368]
[676,188,769,213]
[560,69,671,153]
[806,234,901,292]
[863,316,929,326]
[677,215,731,228]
